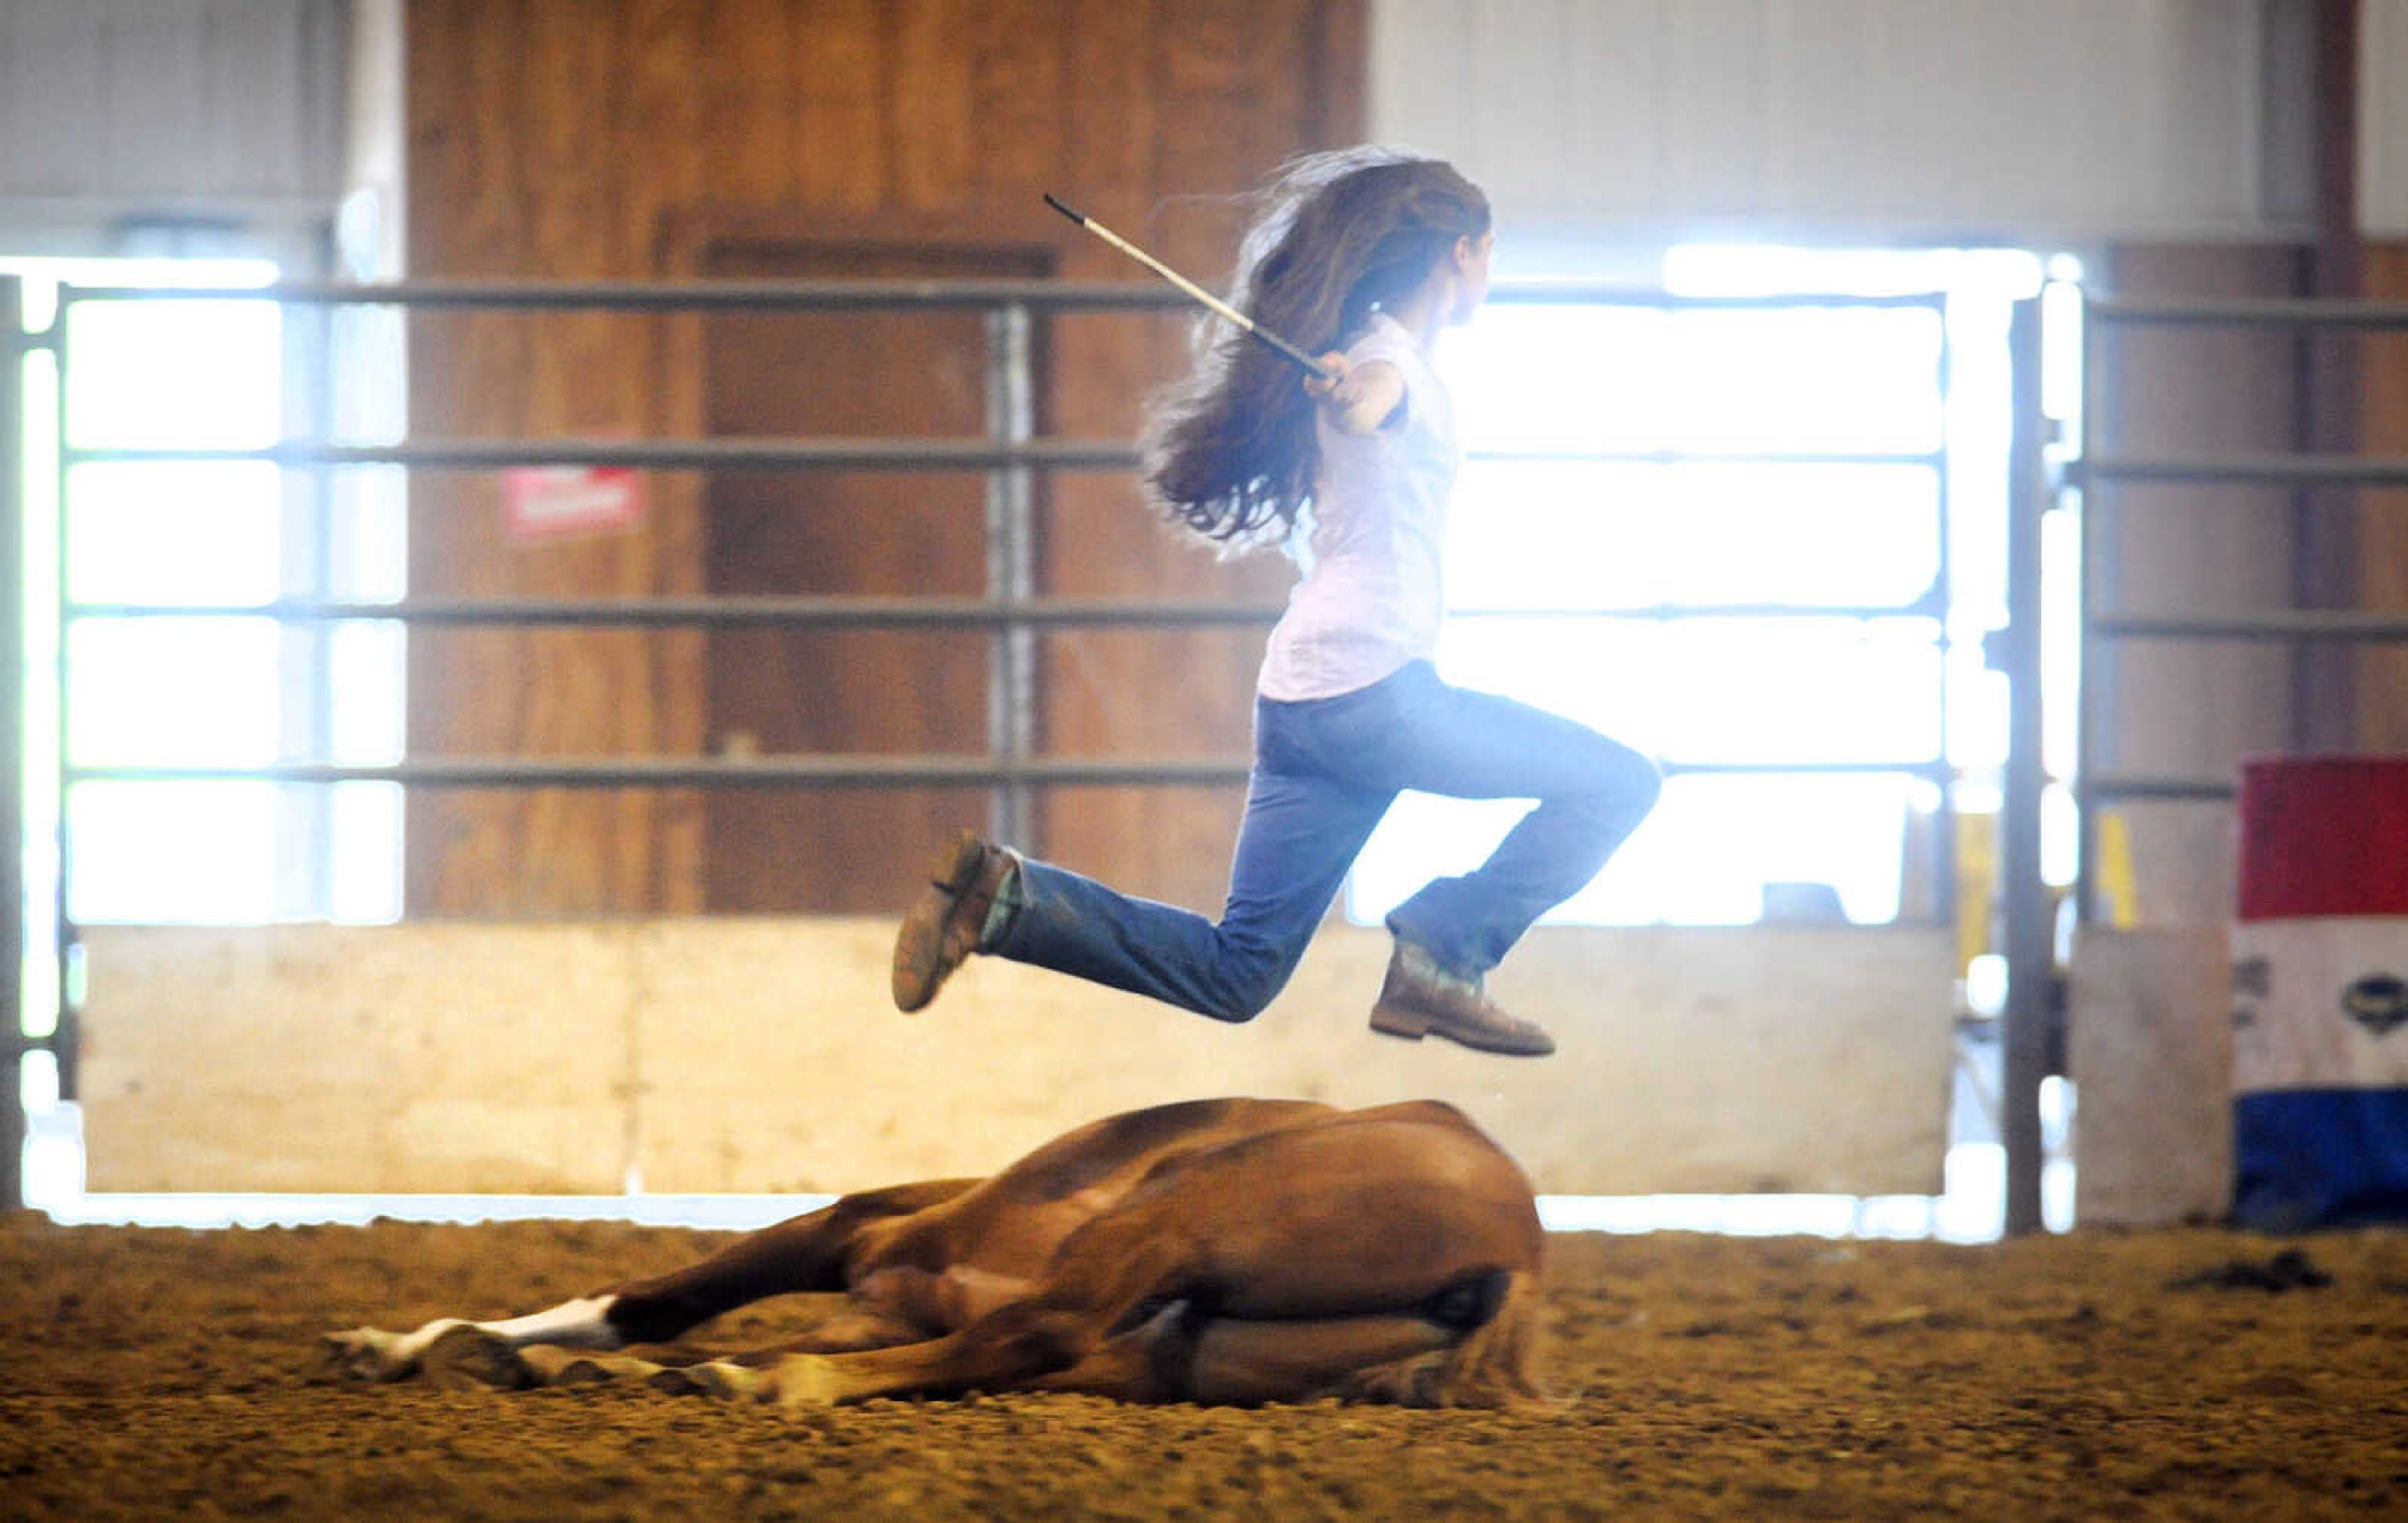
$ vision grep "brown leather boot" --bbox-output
[891,831,1017,1013]
[1368,941,1556,1057]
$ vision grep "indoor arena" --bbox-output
[3,3,2405,1518]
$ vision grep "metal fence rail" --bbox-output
[66,441,1947,471]
[2074,453,2408,488]
[70,277,1958,312]
[64,594,1948,628]
[3,278,26,1216]
[2072,293,2408,811]
[1999,292,2408,1236]
[66,757,1951,789]
[42,277,1959,809]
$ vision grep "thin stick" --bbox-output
[1043,193,1332,381]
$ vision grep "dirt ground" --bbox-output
[3,1213,2404,1520]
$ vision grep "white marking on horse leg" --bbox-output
[475,1294,624,1352]
[324,1295,624,1383]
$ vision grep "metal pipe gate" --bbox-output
[2003,292,2408,1236]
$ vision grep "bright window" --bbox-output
[60,274,288,924]
[6,257,406,934]
[1348,246,2047,928]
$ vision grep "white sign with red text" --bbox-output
[504,465,646,542]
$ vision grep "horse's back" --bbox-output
[983,1097,1339,1205]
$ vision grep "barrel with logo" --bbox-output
[2230,756,2408,1230]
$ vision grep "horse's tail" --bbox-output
[1342,1268,1547,1410]
[1428,1268,1545,1408]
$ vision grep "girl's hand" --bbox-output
[1304,351,1353,402]
[1304,353,1407,435]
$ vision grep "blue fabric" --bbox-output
[991,660,1661,1023]
[2232,1088,2408,1231]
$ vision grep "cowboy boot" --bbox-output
[1368,940,1555,1057]
[891,830,1018,1013]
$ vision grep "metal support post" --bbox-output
[280,297,338,919]
[985,302,1038,848]
[1,277,24,1211]
[2000,297,2049,1236]
[52,292,77,1111]
[2073,293,2103,924]
[1931,300,1959,936]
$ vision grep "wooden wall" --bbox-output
[403,0,1362,915]
[81,920,1956,1196]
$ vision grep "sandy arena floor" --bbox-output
[2,1212,2404,1519]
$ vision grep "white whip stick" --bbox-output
[1044,193,1334,382]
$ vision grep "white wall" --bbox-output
[0,0,345,243]
[1371,0,2323,243]
[337,0,404,280]
[2365,0,2408,235]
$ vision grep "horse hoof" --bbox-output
[520,1346,613,1384]
[650,1361,771,1402]
[646,1366,706,1398]
[422,1325,536,1392]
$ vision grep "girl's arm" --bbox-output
[1305,352,1408,436]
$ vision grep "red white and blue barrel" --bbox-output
[2231,756,2408,1230]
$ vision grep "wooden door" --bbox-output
[700,240,1052,912]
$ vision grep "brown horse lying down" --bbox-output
[325,1097,1544,1408]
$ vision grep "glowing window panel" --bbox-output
[65,462,281,605]
[68,782,278,925]
[1344,245,2039,928]
[66,617,280,767]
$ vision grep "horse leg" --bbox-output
[1179,1314,1461,1406]
[322,1177,979,1384]
[596,1178,979,1344]
[1015,1305,1454,1406]
[735,1210,1203,1405]
[1027,1265,1533,1408]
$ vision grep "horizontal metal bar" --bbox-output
[61,438,1141,472]
[1465,447,1943,469]
[68,757,1259,789]
[56,277,1948,314]
[2082,772,2237,803]
[1662,760,1953,780]
[2072,453,2408,487]
[1484,287,1947,312]
[1455,599,1948,623]
[60,279,1198,312]
[63,439,1951,475]
[2093,609,2408,643]
[64,596,1947,628]
[2086,295,2408,329]
[66,757,1951,788]
[65,596,1287,630]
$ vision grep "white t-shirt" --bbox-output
[1255,313,1460,702]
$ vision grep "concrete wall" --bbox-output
[1371,0,2316,242]
[2069,926,2235,1225]
[0,0,346,238]
[78,920,1955,1198]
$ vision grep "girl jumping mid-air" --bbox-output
[892,147,1661,1057]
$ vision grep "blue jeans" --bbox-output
[990,660,1662,1023]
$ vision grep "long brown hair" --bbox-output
[1139,148,1491,549]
